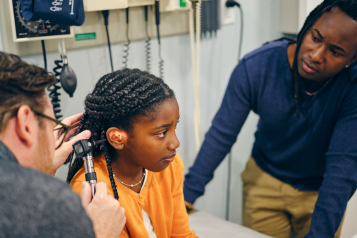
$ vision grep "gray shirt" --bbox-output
[0,141,95,238]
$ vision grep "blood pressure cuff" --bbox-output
[20,0,85,26]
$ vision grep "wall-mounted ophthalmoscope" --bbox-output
[72,138,106,199]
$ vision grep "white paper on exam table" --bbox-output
[189,211,272,238]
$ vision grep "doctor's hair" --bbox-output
[0,51,56,131]
[66,68,175,199]
[293,0,357,115]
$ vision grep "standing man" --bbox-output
[0,51,126,237]
[184,1,357,238]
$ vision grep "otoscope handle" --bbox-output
[83,152,97,199]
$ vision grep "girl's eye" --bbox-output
[157,130,167,138]
[175,120,180,129]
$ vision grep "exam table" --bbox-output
[189,211,272,238]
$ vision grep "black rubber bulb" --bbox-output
[60,63,77,97]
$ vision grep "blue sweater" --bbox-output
[183,39,357,237]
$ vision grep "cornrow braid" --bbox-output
[66,68,175,200]
[292,0,357,115]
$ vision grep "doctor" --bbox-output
[0,51,125,237]
[184,1,357,238]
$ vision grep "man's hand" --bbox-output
[81,182,126,238]
[51,113,91,176]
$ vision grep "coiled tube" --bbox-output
[123,8,130,69]
[145,6,151,73]
[145,37,151,73]
[123,38,130,69]
[48,60,63,119]
[158,47,164,79]
[155,1,164,80]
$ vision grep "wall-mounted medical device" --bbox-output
[281,0,323,34]
[8,0,74,42]
[0,1,192,57]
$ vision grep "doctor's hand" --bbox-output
[81,182,126,238]
[51,113,91,176]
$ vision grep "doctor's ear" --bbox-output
[106,127,128,150]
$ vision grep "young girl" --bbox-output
[67,69,197,238]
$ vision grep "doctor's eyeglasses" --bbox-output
[31,108,69,150]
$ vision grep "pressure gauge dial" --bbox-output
[10,0,73,42]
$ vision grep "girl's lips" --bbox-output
[163,157,175,162]
[162,154,176,162]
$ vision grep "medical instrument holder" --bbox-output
[72,138,106,198]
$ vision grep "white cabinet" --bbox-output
[281,0,323,34]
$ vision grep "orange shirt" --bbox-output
[70,153,197,238]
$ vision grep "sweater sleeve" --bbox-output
[183,59,252,204]
[171,154,198,238]
[306,85,357,238]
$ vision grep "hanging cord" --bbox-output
[50,60,63,119]
[155,0,164,79]
[102,10,114,72]
[123,8,130,69]
[144,6,151,73]
[47,39,66,120]
[225,0,243,221]
[58,39,67,58]
[237,6,243,62]
[189,0,202,152]
[41,40,47,71]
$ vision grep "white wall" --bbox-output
[3,0,356,237]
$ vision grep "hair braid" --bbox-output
[292,0,357,115]
[66,68,175,199]
[101,125,119,200]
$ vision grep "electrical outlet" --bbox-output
[220,0,235,25]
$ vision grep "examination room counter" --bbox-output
[189,211,271,238]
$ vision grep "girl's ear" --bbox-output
[106,127,128,150]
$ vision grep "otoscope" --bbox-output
[72,138,106,198]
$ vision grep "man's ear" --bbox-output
[106,127,128,150]
[16,105,37,147]
[348,52,357,67]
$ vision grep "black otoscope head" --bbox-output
[72,138,106,158]
[226,0,240,8]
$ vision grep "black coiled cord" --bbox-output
[48,60,63,120]
[144,6,151,73]
[155,1,164,79]
[123,8,130,69]
[158,46,164,79]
